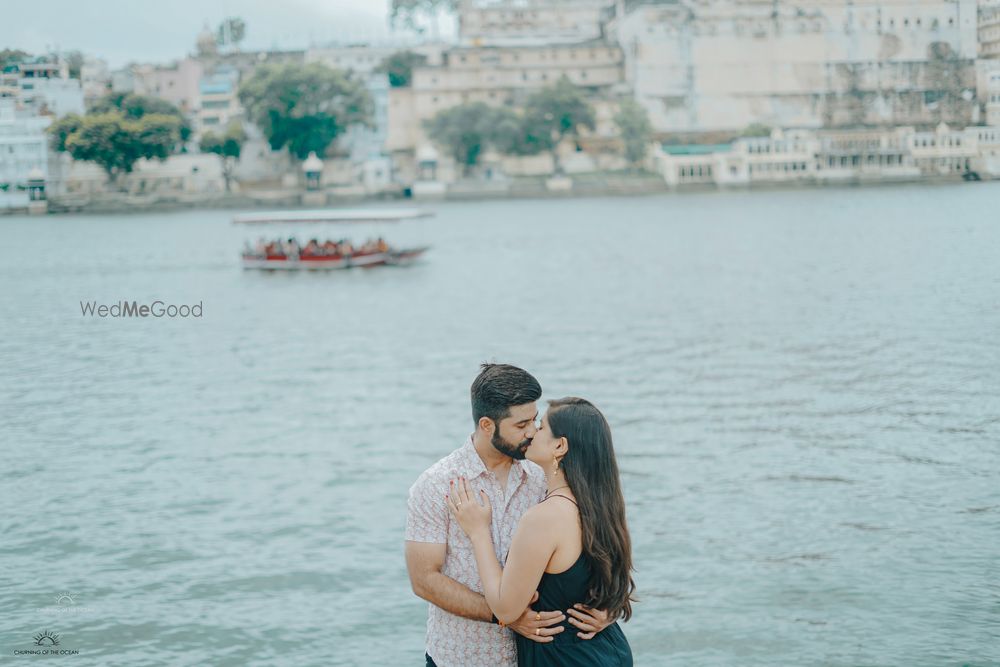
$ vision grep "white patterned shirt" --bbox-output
[406,436,547,667]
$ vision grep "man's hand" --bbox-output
[566,603,611,640]
[508,592,566,644]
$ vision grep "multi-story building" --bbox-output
[3,60,85,118]
[613,0,980,133]
[979,0,1000,56]
[387,41,625,163]
[132,58,203,115]
[305,43,398,76]
[458,0,615,45]
[197,65,241,134]
[80,57,111,104]
[656,122,1000,186]
[977,0,1000,124]
[0,97,51,210]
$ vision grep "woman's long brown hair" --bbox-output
[547,397,636,621]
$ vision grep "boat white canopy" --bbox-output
[232,208,433,225]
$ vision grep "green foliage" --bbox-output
[521,77,595,171]
[0,48,30,71]
[614,98,652,167]
[740,123,771,138]
[49,114,84,152]
[390,0,457,30]
[378,51,427,88]
[523,77,596,150]
[200,121,246,159]
[426,79,597,173]
[65,51,84,79]
[49,112,182,183]
[238,62,373,160]
[425,102,520,172]
[89,92,192,143]
[200,121,247,191]
[217,17,247,49]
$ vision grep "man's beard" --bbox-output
[492,429,530,460]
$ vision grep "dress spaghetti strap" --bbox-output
[541,494,578,507]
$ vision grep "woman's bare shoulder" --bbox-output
[523,495,578,526]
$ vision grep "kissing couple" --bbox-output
[406,363,635,666]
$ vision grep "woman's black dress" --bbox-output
[515,543,632,665]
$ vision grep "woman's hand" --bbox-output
[446,477,492,538]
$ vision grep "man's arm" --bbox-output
[405,541,492,621]
[405,541,567,642]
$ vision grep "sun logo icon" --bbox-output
[33,630,60,646]
[54,593,76,607]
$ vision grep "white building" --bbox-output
[458,0,615,45]
[655,122,1000,186]
[387,41,625,162]
[5,61,85,118]
[132,58,204,115]
[0,98,51,210]
[16,77,85,117]
[612,0,980,133]
[305,43,399,76]
[80,57,111,103]
[197,65,241,134]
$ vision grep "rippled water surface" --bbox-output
[2,184,999,666]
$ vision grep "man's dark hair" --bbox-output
[470,363,542,427]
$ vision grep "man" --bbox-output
[405,363,611,667]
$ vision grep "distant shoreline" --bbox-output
[2,172,990,216]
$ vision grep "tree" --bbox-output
[0,49,30,71]
[522,77,595,174]
[216,17,247,51]
[390,0,457,35]
[239,62,373,160]
[425,102,521,175]
[49,112,182,186]
[90,92,192,144]
[200,121,247,192]
[740,123,771,138]
[378,51,427,88]
[65,51,84,79]
[614,98,652,169]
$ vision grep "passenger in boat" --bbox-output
[302,238,321,257]
[376,237,389,253]
[322,239,339,256]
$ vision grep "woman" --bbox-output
[447,397,635,666]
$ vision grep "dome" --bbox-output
[301,151,324,172]
[416,144,439,162]
[196,24,218,56]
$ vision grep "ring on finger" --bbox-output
[535,628,539,636]
[535,612,541,621]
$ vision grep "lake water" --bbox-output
[1,184,998,666]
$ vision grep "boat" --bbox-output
[233,208,432,271]
[240,246,430,270]
[232,208,434,225]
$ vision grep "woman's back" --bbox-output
[515,495,633,667]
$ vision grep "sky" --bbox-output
[0,0,441,67]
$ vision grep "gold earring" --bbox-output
[552,457,559,475]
